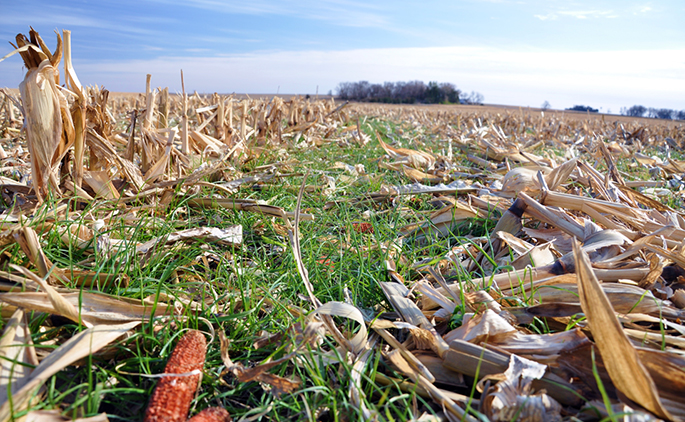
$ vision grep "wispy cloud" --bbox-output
[535,9,617,20]
[0,6,160,38]
[149,0,389,28]
[560,10,618,19]
[634,4,653,14]
[0,12,101,29]
[195,35,262,46]
[533,13,557,21]
[184,48,213,53]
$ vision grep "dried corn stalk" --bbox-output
[63,29,86,189]
[14,29,73,202]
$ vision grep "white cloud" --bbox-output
[558,10,615,19]
[536,9,617,20]
[42,45,683,112]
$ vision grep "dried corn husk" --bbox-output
[20,59,65,201]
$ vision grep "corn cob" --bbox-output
[187,407,232,422]
[144,330,207,422]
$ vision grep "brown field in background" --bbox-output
[4,87,679,126]
[109,91,680,126]
[346,101,680,126]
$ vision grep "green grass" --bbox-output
[1,109,679,422]
[0,120,472,420]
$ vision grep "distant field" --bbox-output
[4,87,676,125]
[347,101,679,125]
[107,91,680,125]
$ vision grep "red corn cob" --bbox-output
[352,222,374,234]
[187,407,232,422]
[144,330,207,422]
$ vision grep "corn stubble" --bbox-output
[2,26,685,422]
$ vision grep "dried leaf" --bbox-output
[218,331,300,398]
[11,264,88,327]
[573,239,673,420]
[0,309,38,405]
[0,290,173,326]
[26,410,109,422]
[482,354,562,422]
[0,321,140,422]
[315,301,368,354]
[136,226,243,254]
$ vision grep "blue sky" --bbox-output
[1,0,684,112]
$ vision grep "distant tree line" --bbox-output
[335,80,484,105]
[620,105,685,121]
[560,104,684,121]
[566,105,599,113]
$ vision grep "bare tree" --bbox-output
[462,91,484,105]
[625,105,647,117]
[651,108,674,120]
[566,105,598,112]
[439,83,460,103]
[335,80,465,104]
